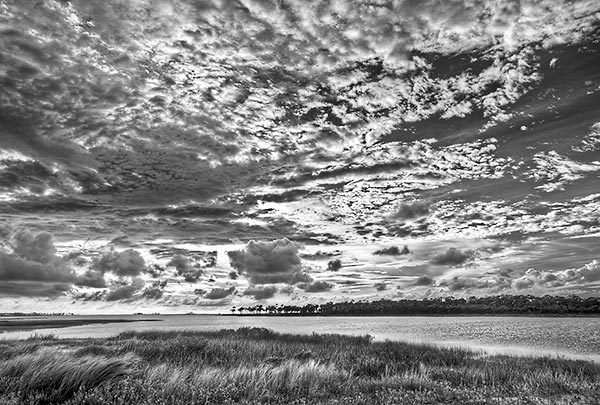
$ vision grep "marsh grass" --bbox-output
[0,327,598,404]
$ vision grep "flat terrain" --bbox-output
[0,317,151,333]
[0,328,599,404]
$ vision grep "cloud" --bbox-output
[167,254,204,282]
[92,249,147,277]
[511,276,535,290]
[142,281,167,299]
[243,285,277,300]
[12,230,56,264]
[105,277,145,301]
[431,248,472,265]
[510,261,600,290]
[0,253,73,282]
[106,285,137,301]
[298,280,332,293]
[414,276,435,286]
[374,245,410,256]
[375,282,387,291]
[0,281,71,297]
[183,270,204,283]
[327,259,342,271]
[74,270,107,288]
[439,276,493,292]
[228,239,311,284]
[391,202,430,220]
[168,254,192,274]
[0,230,110,294]
[205,286,236,300]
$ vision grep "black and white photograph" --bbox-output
[1,0,600,403]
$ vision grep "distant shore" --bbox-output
[0,317,161,333]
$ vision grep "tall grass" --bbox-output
[0,327,598,404]
[0,349,137,403]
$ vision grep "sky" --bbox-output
[0,0,599,313]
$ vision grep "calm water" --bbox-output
[2,315,599,362]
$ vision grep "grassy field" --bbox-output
[0,328,598,404]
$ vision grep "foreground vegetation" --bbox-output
[0,328,599,404]
[234,295,600,316]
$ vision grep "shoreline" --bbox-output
[1,328,598,404]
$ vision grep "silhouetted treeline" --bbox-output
[232,295,600,316]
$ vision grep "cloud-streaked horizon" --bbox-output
[1,0,600,312]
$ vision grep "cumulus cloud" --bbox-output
[12,230,57,264]
[228,239,311,284]
[168,254,192,274]
[298,280,332,293]
[106,285,138,301]
[0,253,72,282]
[74,270,107,288]
[374,245,410,256]
[439,276,493,291]
[511,261,600,290]
[375,282,387,291]
[0,223,12,241]
[205,286,236,300]
[142,280,167,300]
[431,248,473,265]
[105,277,145,301]
[414,275,435,286]
[92,249,147,277]
[0,230,112,295]
[327,259,342,271]
[243,285,277,300]
[168,254,204,282]
[391,202,430,220]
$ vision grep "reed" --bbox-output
[0,328,598,404]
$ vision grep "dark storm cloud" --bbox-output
[92,249,147,277]
[205,286,236,300]
[243,285,277,300]
[431,248,473,266]
[228,239,312,284]
[298,280,332,293]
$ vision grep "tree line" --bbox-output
[231,295,600,316]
